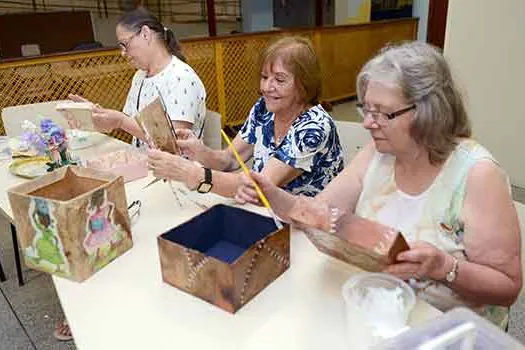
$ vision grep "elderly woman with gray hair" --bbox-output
[239,41,522,328]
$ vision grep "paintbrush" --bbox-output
[220,129,283,230]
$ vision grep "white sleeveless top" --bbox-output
[376,190,429,242]
[355,139,509,328]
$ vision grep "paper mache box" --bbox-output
[158,204,290,313]
[303,214,409,272]
[85,149,148,183]
[8,166,133,282]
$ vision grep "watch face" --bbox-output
[197,182,212,193]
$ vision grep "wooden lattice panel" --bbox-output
[0,19,417,138]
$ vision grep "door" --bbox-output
[427,0,449,49]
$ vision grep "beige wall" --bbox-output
[444,0,525,186]
[334,0,371,25]
[1,1,239,46]
[91,14,237,47]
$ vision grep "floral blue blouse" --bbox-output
[239,97,344,197]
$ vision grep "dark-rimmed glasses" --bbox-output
[356,102,416,126]
[117,31,140,52]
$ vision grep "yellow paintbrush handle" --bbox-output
[220,129,272,209]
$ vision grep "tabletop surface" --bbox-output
[0,134,441,350]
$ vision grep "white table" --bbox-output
[0,135,442,350]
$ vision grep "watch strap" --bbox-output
[196,168,213,193]
[204,167,212,184]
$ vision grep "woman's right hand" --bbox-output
[242,172,348,232]
[175,129,207,161]
[236,171,295,222]
[147,149,201,189]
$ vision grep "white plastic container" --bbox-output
[342,273,416,348]
[375,307,525,349]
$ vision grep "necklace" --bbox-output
[274,105,309,144]
[274,120,293,144]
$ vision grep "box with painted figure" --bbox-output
[7,166,133,282]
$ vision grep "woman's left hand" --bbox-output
[91,105,124,133]
[235,172,261,205]
[384,241,452,281]
[147,149,201,189]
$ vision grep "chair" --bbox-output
[513,201,525,298]
[202,110,222,150]
[2,100,69,137]
[334,120,370,164]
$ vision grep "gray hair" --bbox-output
[357,41,471,164]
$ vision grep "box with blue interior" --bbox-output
[157,204,290,313]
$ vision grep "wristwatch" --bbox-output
[196,168,213,194]
[445,257,459,283]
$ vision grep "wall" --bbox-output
[335,0,371,25]
[91,14,237,46]
[273,0,314,29]
[444,0,525,186]
[1,0,239,48]
[412,0,428,40]
[0,11,93,58]
[241,0,273,32]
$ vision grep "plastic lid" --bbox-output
[375,307,525,349]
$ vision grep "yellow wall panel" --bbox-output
[0,18,417,139]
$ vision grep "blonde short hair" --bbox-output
[357,41,471,164]
[260,36,321,105]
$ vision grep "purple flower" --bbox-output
[49,126,66,145]
[40,119,56,134]
[21,131,47,154]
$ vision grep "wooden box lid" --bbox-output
[303,214,409,272]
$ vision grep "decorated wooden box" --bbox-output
[8,166,133,282]
[303,214,409,272]
[158,204,290,313]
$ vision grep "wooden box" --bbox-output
[158,204,290,313]
[303,214,409,272]
[8,166,133,282]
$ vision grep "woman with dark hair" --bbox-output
[55,9,207,340]
[65,7,206,145]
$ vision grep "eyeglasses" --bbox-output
[356,102,416,126]
[117,31,140,51]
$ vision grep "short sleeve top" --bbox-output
[123,56,207,138]
[239,97,344,197]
